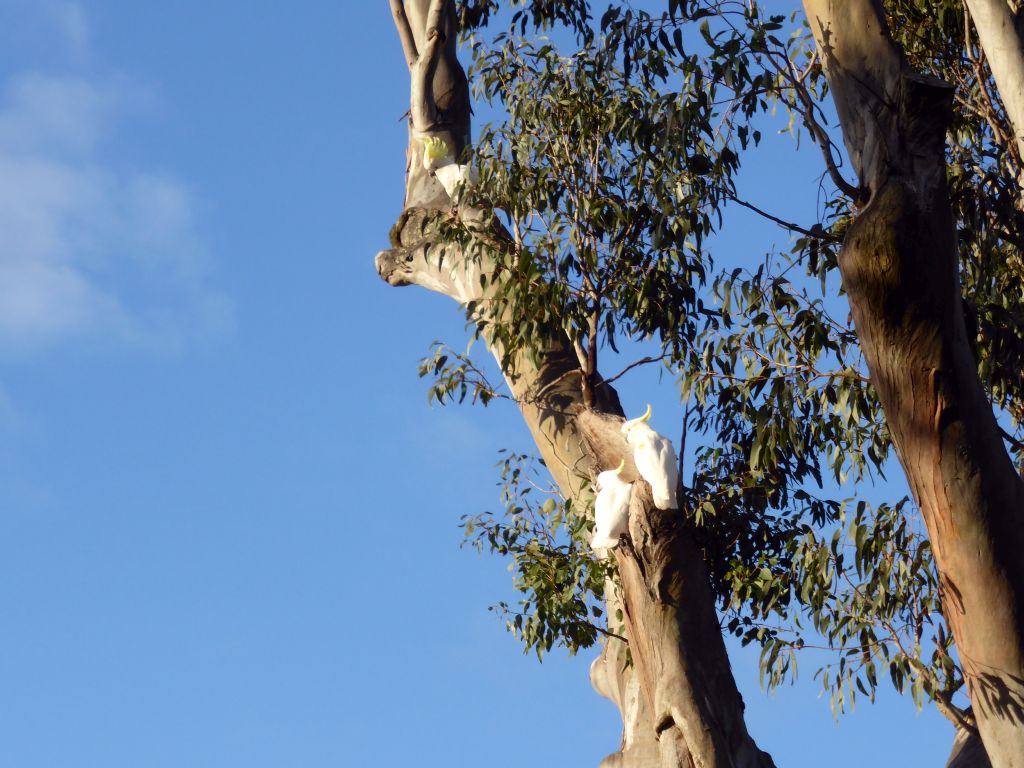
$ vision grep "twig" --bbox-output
[602,355,668,387]
[679,399,692,491]
[999,425,1024,451]
[727,193,841,242]
[792,78,861,199]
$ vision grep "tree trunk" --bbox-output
[963,0,1024,164]
[579,411,776,768]
[803,2,1024,765]
[376,3,775,766]
[947,728,993,768]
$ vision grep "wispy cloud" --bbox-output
[0,3,232,354]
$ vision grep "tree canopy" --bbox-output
[380,0,1024,763]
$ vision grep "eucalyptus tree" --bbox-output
[374,2,1024,766]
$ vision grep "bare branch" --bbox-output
[602,355,668,387]
[411,0,447,131]
[390,0,419,70]
[791,77,862,200]
[999,425,1024,451]
[726,193,841,242]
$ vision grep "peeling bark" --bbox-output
[804,1,1024,765]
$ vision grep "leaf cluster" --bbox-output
[461,452,613,658]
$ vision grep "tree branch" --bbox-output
[390,0,419,70]
[411,0,447,132]
[791,76,862,200]
[726,193,842,242]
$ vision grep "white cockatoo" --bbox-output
[420,135,477,199]
[591,460,632,554]
[621,404,679,510]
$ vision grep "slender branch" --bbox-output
[999,425,1024,451]
[502,608,629,644]
[778,52,860,199]
[727,193,841,242]
[602,355,668,387]
[389,0,419,69]
[882,615,978,733]
[678,399,692,491]
[792,79,862,199]
[591,622,630,643]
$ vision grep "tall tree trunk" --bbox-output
[802,2,1024,765]
[376,2,775,766]
[963,0,1024,164]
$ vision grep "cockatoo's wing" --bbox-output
[433,163,474,198]
[592,470,632,555]
[649,434,679,510]
[627,423,679,510]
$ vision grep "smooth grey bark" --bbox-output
[376,3,775,766]
[947,728,993,768]
[963,0,1024,163]
[803,1,1024,766]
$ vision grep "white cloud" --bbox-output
[0,6,232,353]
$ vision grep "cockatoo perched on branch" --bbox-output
[420,135,477,199]
[591,460,632,555]
[621,404,679,510]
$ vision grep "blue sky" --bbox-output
[0,2,956,766]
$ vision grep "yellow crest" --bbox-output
[422,136,449,162]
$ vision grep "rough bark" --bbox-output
[803,2,1024,765]
[963,0,1024,163]
[376,3,775,766]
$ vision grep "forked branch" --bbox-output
[389,0,419,69]
[412,0,448,132]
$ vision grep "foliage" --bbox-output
[423,0,1024,726]
[419,341,503,406]
[465,32,728,392]
[735,498,960,718]
[461,451,614,658]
